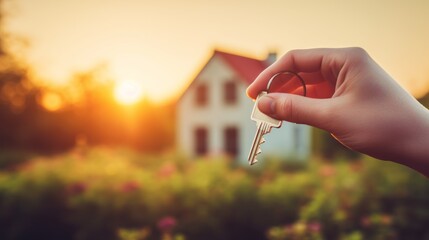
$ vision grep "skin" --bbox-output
[247,48,429,177]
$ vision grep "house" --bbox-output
[176,49,311,164]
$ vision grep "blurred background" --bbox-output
[1,0,429,239]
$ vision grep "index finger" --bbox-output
[246,48,346,99]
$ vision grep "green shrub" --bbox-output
[0,148,428,240]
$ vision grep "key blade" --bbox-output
[247,122,266,165]
[248,91,282,166]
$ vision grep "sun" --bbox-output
[114,81,144,105]
[41,92,63,111]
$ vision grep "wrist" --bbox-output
[396,108,429,177]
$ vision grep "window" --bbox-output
[224,126,239,157]
[195,84,208,106]
[194,127,208,155]
[223,81,237,104]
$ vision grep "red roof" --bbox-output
[176,49,272,102]
[215,50,269,85]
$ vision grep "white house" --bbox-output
[176,49,311,164]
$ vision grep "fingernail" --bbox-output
[258,96,276,114]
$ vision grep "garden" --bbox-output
[1,148,428,240]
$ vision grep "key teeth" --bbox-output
[260,138,266,144]
[256,148,262,155]
[250,159,258,165]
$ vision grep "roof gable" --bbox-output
[215,50,268,85]
[176,49,271,102]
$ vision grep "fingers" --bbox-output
[257,93,335,132]
[272,80,335,98]
[247,48,347,99]
[303,83,335,98]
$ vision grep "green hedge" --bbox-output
[0,148,428,240]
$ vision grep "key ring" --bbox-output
[266,71,307,96]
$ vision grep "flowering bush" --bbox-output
[0,148,428,240]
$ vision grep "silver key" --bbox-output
[247,91,282,165]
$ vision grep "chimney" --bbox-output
[265,51,277,66]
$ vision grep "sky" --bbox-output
[4,0,429,102]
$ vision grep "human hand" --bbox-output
[247,48,429,176]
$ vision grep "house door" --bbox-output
[224,127,239,158]
[194,127,208,155]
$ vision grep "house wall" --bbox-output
[177,55,311,164]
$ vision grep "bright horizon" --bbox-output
[4,0,429,103]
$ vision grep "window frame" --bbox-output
[224,126,239,158]
[194,127,208,155]
[195,84,208,106]
[223,81,237,105]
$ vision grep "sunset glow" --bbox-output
[40,92,63,111]
[114,81,144,105]
[4,0,429,100]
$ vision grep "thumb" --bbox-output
[258,93,334,131]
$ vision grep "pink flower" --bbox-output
[121,180,140,193]
[157,163,176,178]
[319,165,336,177]
[361,216,371,227]
[68,182,87,195]
[349,162,363,172]
[157,216,177,233]
[308,222,321,233]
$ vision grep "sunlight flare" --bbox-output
[114,81,144,105]
[41,92,63,111]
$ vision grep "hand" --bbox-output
[247,48,429,177]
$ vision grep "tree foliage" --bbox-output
[0,2,175,153]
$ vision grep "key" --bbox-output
[247,91,282,165]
